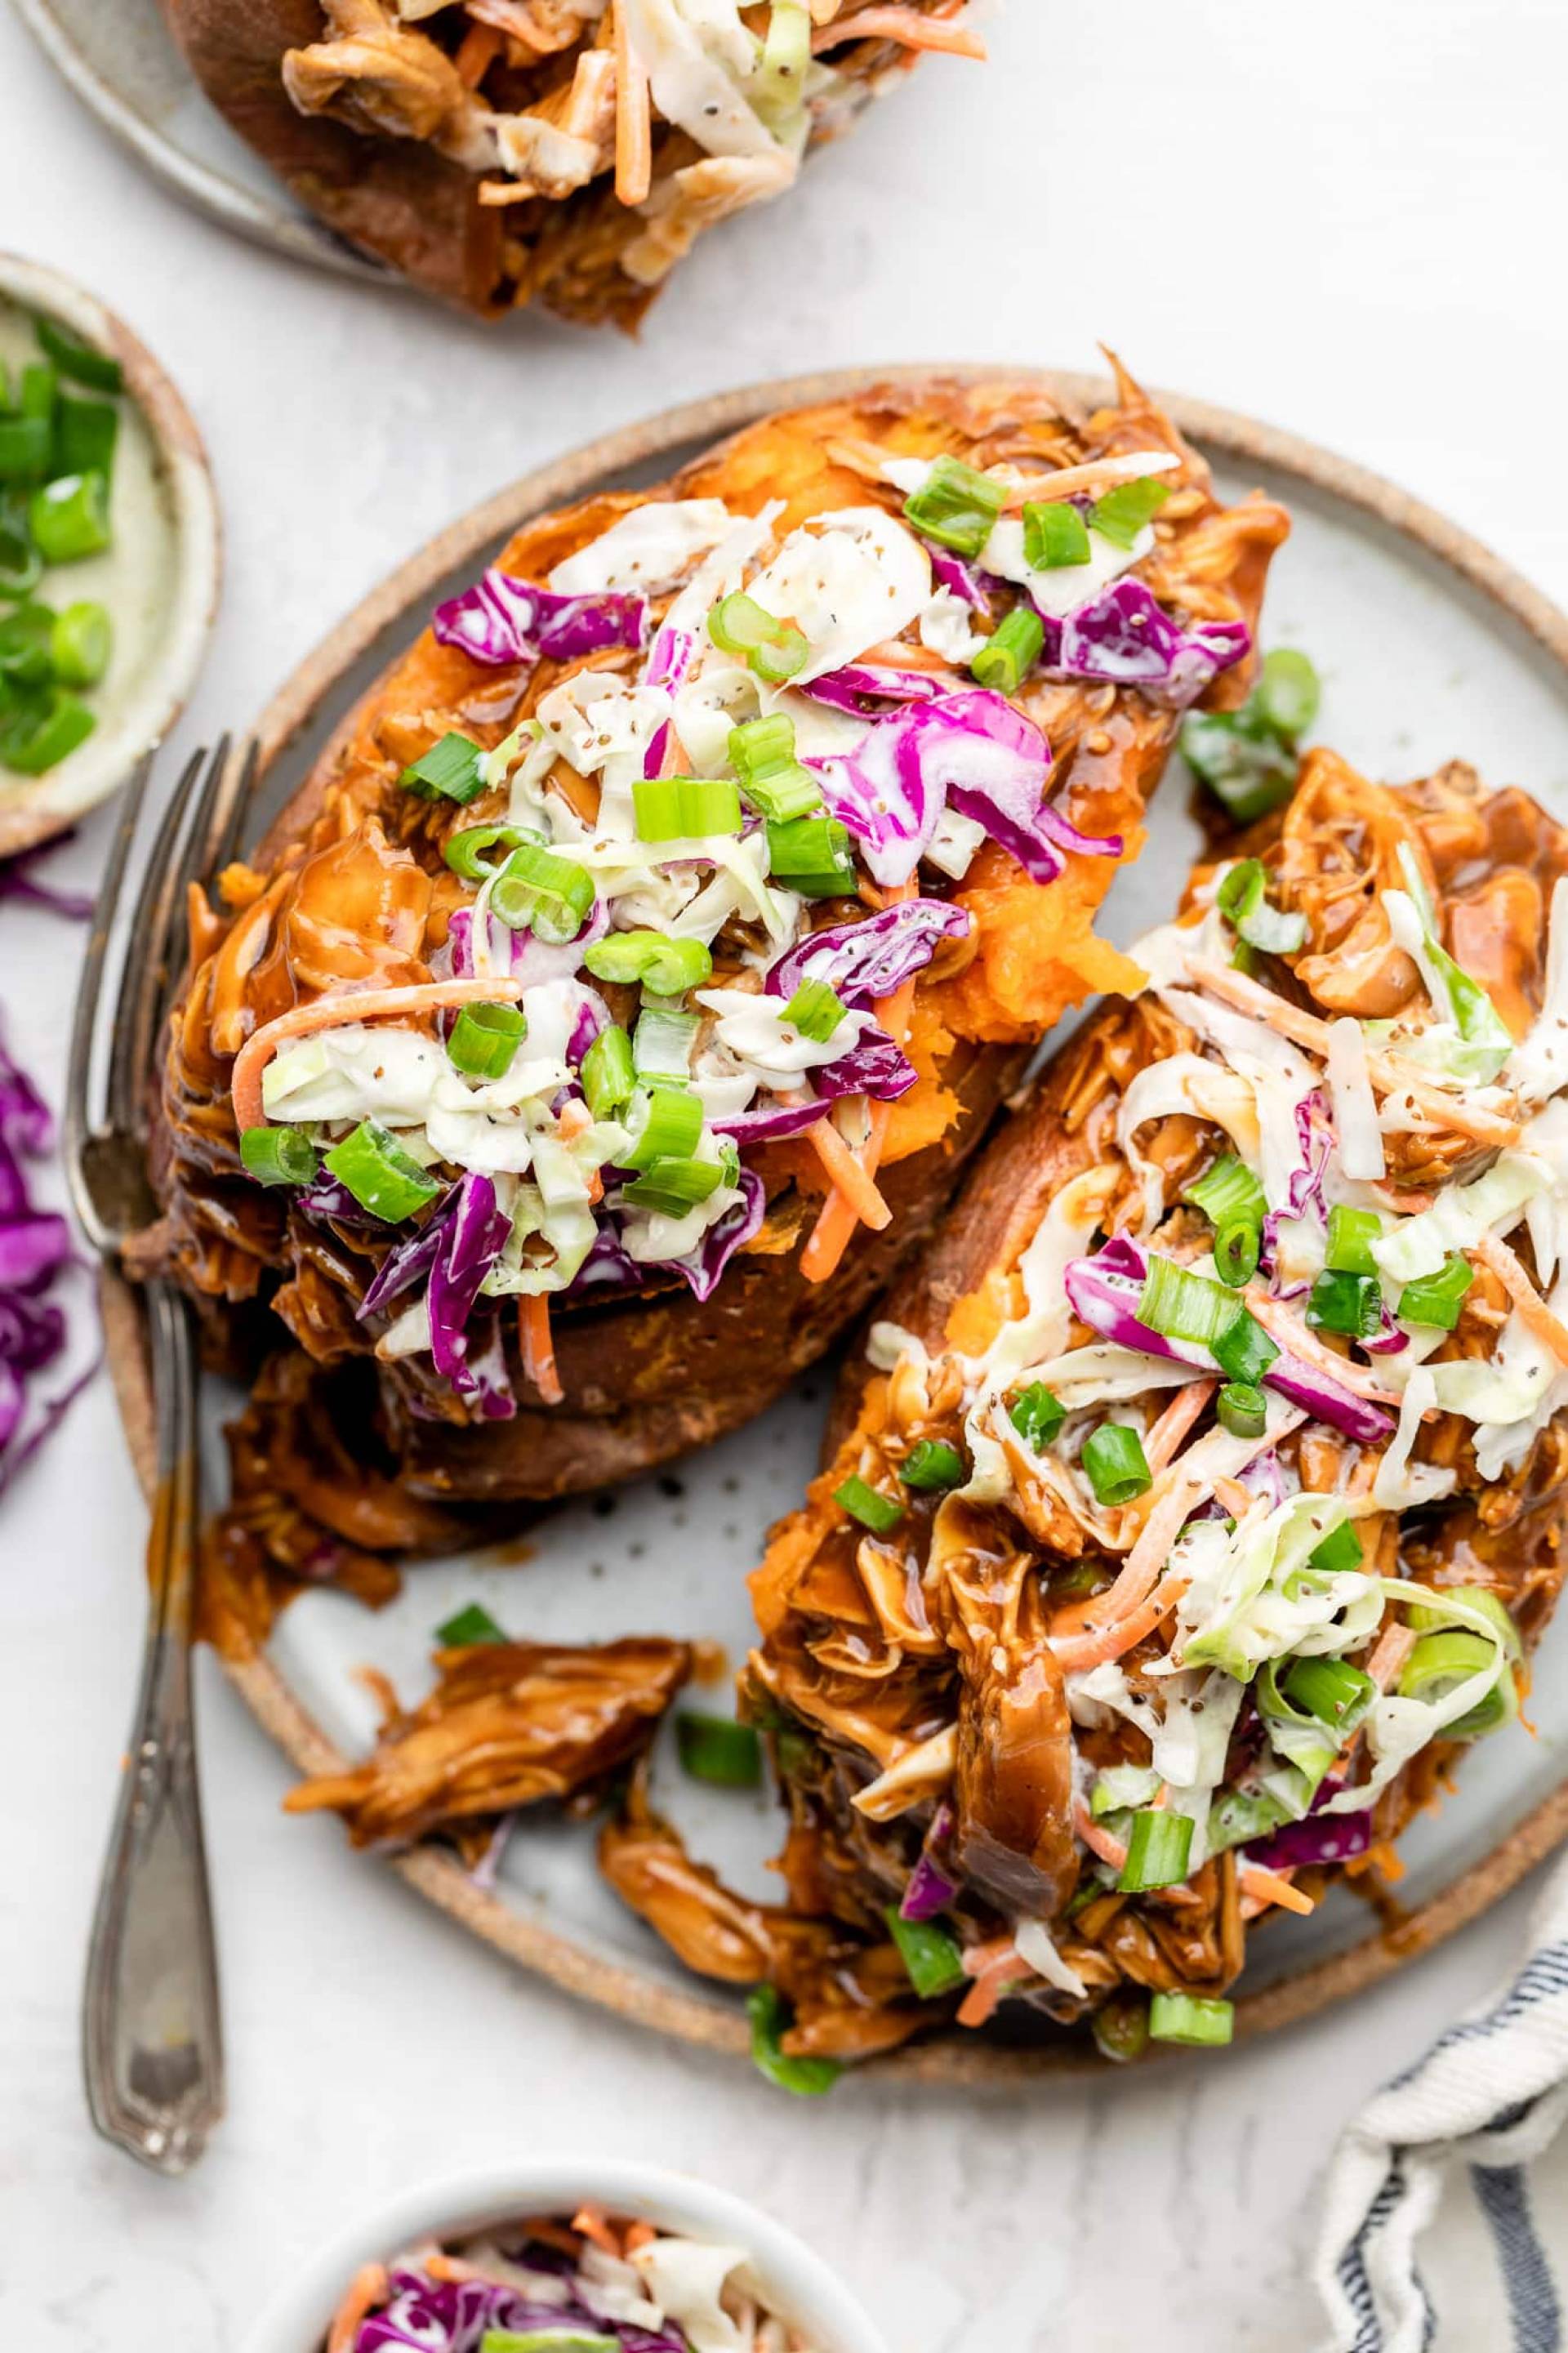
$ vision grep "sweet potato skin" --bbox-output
[154,373,1283,1512]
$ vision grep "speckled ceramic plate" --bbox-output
[105,367,1568,2083]
[12,0,394,283]
[0,252,220,857]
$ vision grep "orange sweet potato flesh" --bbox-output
[153,372,1285,1526]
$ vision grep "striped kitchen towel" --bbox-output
[1315,1852,1568,2352]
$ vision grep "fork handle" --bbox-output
[82,1281,225,2175]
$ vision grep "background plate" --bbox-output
[105,366,1568,2083]
[12,0,394,284]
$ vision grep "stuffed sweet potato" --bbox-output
[159,0,989,322]
[152,367,1285,1615]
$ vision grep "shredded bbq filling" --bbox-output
[153,369,1284,1575]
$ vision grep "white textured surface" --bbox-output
[2,2,1566,2346]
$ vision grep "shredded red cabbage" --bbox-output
[0,838,95,920]
[764,897,970,1009]
[0,1025,96,1496]
[1037,578,1251,708]
[900,1802,958,1920]
[1245,1785,1372,1872]
[432,568,648,669]
[816,1024,917,1102]
[1260,1090,1331,1272]
[800,663,942,717]
[710,1097,834,1145]
[929,550,991,610]
[426,1172,512,1399]
[355,2267,683,2353]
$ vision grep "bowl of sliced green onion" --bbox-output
[0,252,220,856]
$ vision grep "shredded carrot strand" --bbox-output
[800,884,920,1283]
[623,2221,657,2253]
[613,6,653,207]
[804,1117,893,1233]
[1143,1379,1218,1475]
[1473,1231,1568,1363]
[1366,1620,1417,1692]
[454,20,502,84]
[1244,1286,1404,1406]
[817,6,987,60]
[572,2205,625,2258]
[956,1940,1031,2027]
[1238,1863,1316,1918]
[230,978,526,1134]
[327,2265,389,2353]
[1051,1577,1187,1672]
[520,1293,564,1406]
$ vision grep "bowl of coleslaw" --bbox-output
[243,2159,889,2353]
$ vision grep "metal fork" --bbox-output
[65,735,258,2176]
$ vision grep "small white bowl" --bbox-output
[240,2159,890,2353]
[0,251,220,858]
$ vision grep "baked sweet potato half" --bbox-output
[152,368,1285,1613]
[158,0,989,322]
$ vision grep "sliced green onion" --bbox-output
[1397,1628,1516,1739]
[1138,1255,1241,1348]
[29,470,112,563]
[902,456,1006,560]
[1210,1307,1279,1386]
[1207,1784,1291,1856]
[765,812,856,897]
[728,713,822,821]
[1307,1267,1383,1339]
[1307,1520,1364,1576]
[623,1156,728,1216]
[1090,475,1171,548]
[581,1023,635,1118]
[1182,704,1298,826]
[448,1000,526,1081]
[0,492,42,601]
[632,1003,699,1081]
[49,600,110,687]
[1022,499,1091,569]
[1148,1991,1233,2047]
[0,685,94,774]
[632,773,745,840]
[1217,1381,1267,1438]
[0,601,57,687]
[491,838,596,943]
[706,592,808,684]
[1325,1205,1382,1276]
[1397,1254,1474,1330]
[0,416,51,482]
[1282,1653,1375,1733]
[969,604,1044,694]
[1009,1382,1066,1452]
[1082,1423,1152,1507]
[36,314,123,393]
[1117,1807,1193,1892]
[323,1120,442,1221]
[783,978,846,1042]
[1091,1996,1150,2064]
[746,1983,841,2096]
[482,2333,620,2353]
[1183,1152,1265,1288]
[16,361,56,422]
[583,930,713,995]
[622,1083,703,1170]
[435,1601,507,1647]
[238,1124,318,1187]
[1254,648,1321,741]
[676,1711,763,1787]
[882,1906,966,1999]
[901,1438,965,1491]
[53,392,118,484]
[835,1474,904,1534]
[399,729,486,805]
[444,821,532,880]
[1405,1584,1520,1655]
[1215,858,1308,957]
[754,0,810,131]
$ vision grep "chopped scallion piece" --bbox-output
[1281,1653,1375,1732]
[622,1155,727,1215]
[16,362,55,422]
[1183,1152,1265,1289]
[1307,1520,1364,1576]
[238,1124,318,1187]
[1089,475,1171,547]
[36,314,124,393]
[1090,1996,1150,2064]
[1397,1254,1474,1330]
[1138,1255,1241,1348]
[1215,858,1308,957]
[622,1083,703,1170]
[1217,1381,1267,1438]
[448,1000,526,1081]
[835,1474,904,1534]
[399,729,485,805]
[632,773,744,841]
[1009,1382,1066,1452]
[1022,499,1091,569]
[0,601,56,687]
[444,821,532,881]
[1117,1807,1193,1892]
[323,1120,442,1222]
[1081,1423,1152,1507]
[0,492,42,601]
[676,1711,763,1787]
[882,1905,966,1999]
[1405,1584,1520,1653]
[1148,1991,1233,2047]
[765,811,856,897]
[728,713,822,821]
[746,1982,841,2095]
[707,592,808,684]
[0,685,94,773]
[902,456,1006,559]
[1325,1204,1382,1276]
[584,930,713,995]
[901,1438,965,1491]
[969,604,1044,694]
[783,978,846,1043]
[1307,1267,1383,1339]
[435,1601,507,1647]
[1397,1629,1515,1739]
[49,600,110,687]
[0,416,51,482]
[1210,1308,1279,1386]
[1254,647,1321,740]
[29,470,111,563]
[631,1003,699,1081]
[581,1023,635,1119]
[1182,704,1298,826]
[491,838,596,943]
[53,393,118,484]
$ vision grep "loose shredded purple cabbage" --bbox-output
[799,663,942,717]
[1038,578,1251,708]
[355,2266,686,2353]
[1245,1782,1373,1872]
[710,1097,834,1146]
[816,1023,917,1102]
[0,1024,96,1495]
[764,897,970,1009]
[432,568,648,669]
[0,838,95,920]
[1260,1090,1331,1271]
[426,1173,512,1398]
[676,1166,766,1303]
[900,1803,958,1921]
[929,550,991,610]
